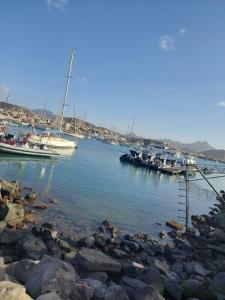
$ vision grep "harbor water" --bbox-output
[0,137,223,237]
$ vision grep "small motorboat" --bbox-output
[0,135,59,158]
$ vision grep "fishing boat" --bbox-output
[28,49,77,149]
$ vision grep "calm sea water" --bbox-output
[0,137,223,237]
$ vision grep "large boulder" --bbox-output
[5,259,37,284]
[94,284,129,300]
[181,279,213,300]
[140,264,163,294]
[3,203,24,227]
[0,281,32,300]
[25,255,79,299]
[20,234,47,260]
[75,248,121,272]
[120,276,164,300]
[163,279,182,300]
[119,259,145,278]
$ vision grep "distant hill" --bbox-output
[164,139,214,152]
[201,149,225,162]
[32,109,55,118]
[0,101,28,112]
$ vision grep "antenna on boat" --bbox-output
[59,48,75,133]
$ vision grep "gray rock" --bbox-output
[26,255,79,298]
[21,234,47,260]
[120,276,164,300]
[63,250,76,265]
[36,292,62,300]
[0,228,24,244]
[0,221,7,234]
[164,279,182,300]
[119,259,145,278]
[210,272,225,295]
[174,238,192,251]
[94,284,129,300]
[207,244,225,255]
[110,248,129,259]
[141,264,163,294]
[85,272,108,283]
[75,247,121,272]
[0,281,32,300]
[71,282,95,300]
[171,262,184,274]
[4,203,24,227]
[181,279,210,299]
[154,259,170,276]
[121,240,139,252]
[5,258,37,284]
[184,262,210,277]
[1,180,19,197]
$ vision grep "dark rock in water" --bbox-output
[119,259,145,278]
[5,258,36,284]
[25,192,38,201]
[36,292,62,300]
[77,235,96,248]
[110,248,129,259]
[32,223,57,241]
[26,255,79,298]
[159,230,168,239]
[164,279,183,300]
[209,272,225,295]
[173,238,193,251]
[102,220,112,228]
[75,247,121,272]
[20,233,47,260]
[33,204,48,209]
[120,276,164,300]
[94,284,129,300]
[0,281,32,300]
[121,240,139,252]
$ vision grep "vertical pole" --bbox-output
[59,48,75,132]
[185,163,189,235]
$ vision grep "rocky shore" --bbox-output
[0,180,224,299]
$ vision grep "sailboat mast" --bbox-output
[59,48,75,132]
[73,102,76,134]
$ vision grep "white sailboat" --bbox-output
[28,49,78,148]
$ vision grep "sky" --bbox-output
[1,0,225,148]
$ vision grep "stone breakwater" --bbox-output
[0,180,224,299]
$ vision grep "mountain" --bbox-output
[164,139,214,152]
[201,149,225,162]
[32,109,55,118]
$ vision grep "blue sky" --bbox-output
[1,0,225,148]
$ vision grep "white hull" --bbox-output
[28,134,77,148]
[63,132,84,139]
[0,143,59,157]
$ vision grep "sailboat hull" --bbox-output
[28,135,77,148]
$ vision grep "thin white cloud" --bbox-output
[218,101,225,107]
[179,28,187,38]
[77,76,88,84]
[0,85,10,96]
[159,35,176,51]
[47,0,68,10]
